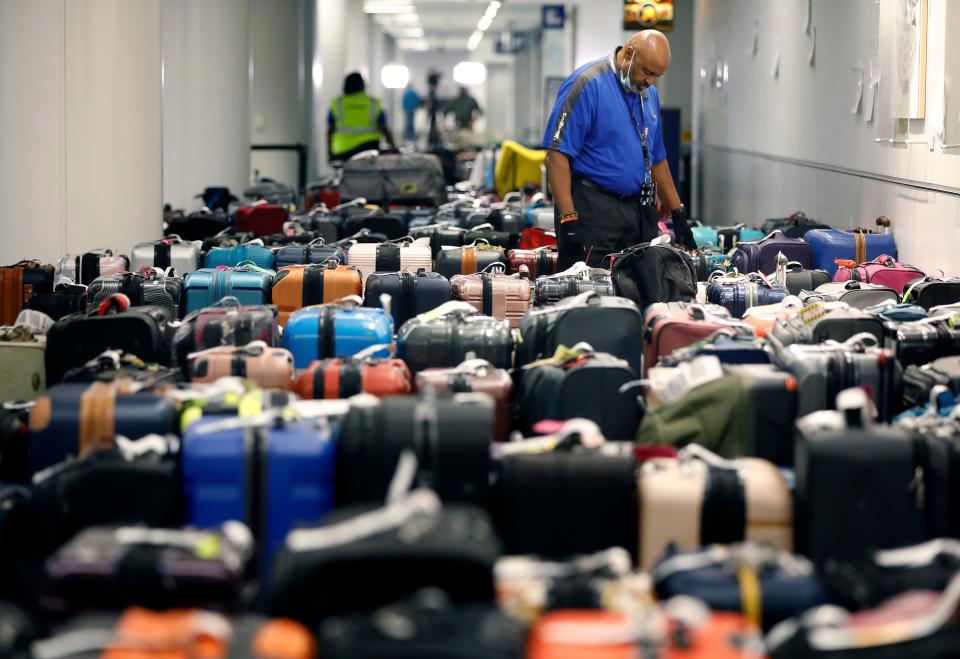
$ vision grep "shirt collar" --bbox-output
[608,47,622,75]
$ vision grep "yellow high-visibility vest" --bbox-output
[330,92,382,156]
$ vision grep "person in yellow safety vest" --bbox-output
[327,72,397,164]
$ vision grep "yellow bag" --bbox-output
[495,140,546,198]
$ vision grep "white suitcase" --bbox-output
[130,237,201,275]
[347,237,433,289]
[55,250,129,286]
[530,207,555,230]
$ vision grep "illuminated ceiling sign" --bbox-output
[623,1,674,32]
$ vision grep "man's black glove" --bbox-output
[559,214,585,255]
[671,205,698,250]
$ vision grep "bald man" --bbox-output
[543,31,696,270]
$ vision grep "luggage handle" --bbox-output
[453,357,495,375]
[823,332,880,351]
[415,300,481,321]
[233,261,277,277]
[540,261,593,280]
[352,343,396,361]
[480,262,506,274]
[186,340,269,362]
[496,419,607,457]
[875,539,960,568]
[470,222,495,232]
[653,545,816,584]
[495,548,633,582]
[678,444,740,472]
[333,294,364,309]
[306,236,327,247]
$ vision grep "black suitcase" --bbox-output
[517,291,643,376]
[364,269,451,328]
[464,209,524,234]
[799,281,900,309]
[794,394,932,566]
[462,227,520,252]
[517,351,640,440]
[318,591,525,659]
[44,303,173,386]
[435,245,506,278]
[164,209,231,241]
[903,356,960,410]
[534,272,615,306]
[782,263,831,295]
[770,306,886,347]
[904,278,960,310]
[170,303,280,373]
[335,394,493,507]
[86,272,183,319]
[494,442,638,559]
[397,307,513,373]
[268,499,498,624]
[729,364,799,466]
[890,322,960,368]
[25,283,87,321]
[342,213,408,240]
[410,224,470,257]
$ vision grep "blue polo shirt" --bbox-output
[542,52,667,197]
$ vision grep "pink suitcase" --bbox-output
[450,265,532,329]
[346,237,433,289]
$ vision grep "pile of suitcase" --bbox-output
[3,195,960,657]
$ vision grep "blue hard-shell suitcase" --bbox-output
[282,298,393,369]
[803,229,898,277]
[27,384,178,476]
[691,225,719,249]
[706,279,789,318]
[181,415,336,577]
[204,244,275,270]
[183,268,274,315]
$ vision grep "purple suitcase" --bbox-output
[803,229,899,278]
[732,231,813,275]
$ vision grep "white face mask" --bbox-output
[619,50,644,94]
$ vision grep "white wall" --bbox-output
[0,0,163,265]
[162,0,250,211]
[693,0,960,274]
[312,0,348,177]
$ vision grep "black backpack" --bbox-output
[610,242,697,313]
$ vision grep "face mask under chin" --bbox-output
[619,52,645,94]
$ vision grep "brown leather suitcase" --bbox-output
[272,263,363,326]
[450,265,532,329]
[415,359,514,441]
[506,247,559,278]
[1,261,55,326]
[188,342,295,390]
[636,445,792,571]
[294,347,411,399]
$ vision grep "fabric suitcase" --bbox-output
[889,320,960,368]
[86,272,183,319]
[770,333,900,420]
[902,356,960,409]
[436,244,507,278]
[28,381,178,475]
[130,237,200,274]
[335,394,493,506]
[803,228,898,277]
[294,350,411,399]
[45,304,173,386]
[770,305,886,347]
[833,255,925,293]
[273,240,348,269]
[0,327,46,402]
[41,523,252,614]
[347,238,433,287]
[609,241,698,313]
[55,250,129,286]
[450,267,532,329]
[364,269,452,328]
[170,301,279,373]
[272,263,363,325]
[642,302,748,376]
[518,291,644,376]
[636,446,793,571]
[705,277,789,318]
[25,282,87,321]
[637,364,798,466]
[534,269,615,306]
[903,278,960,310]
[268,495,497,624]
[164,209,231,241]
[339,152,445,206]
[653,544,828,630]
[188,343,295,389]
[731,231,813,274]
[203,242,275,270]
[182,415,336,576]
[281,297,393,369]
[518,349,640,440]
[800,280,900,309]
[761,211,831,238]
[397,304,514,373]
[317,593,525,659]
[506,248,559,278]
[495,441,638,559]
[416,360,512,442]
[233,204,288,236]
[0,261,54,326]
[182,267,274,315]
[341,213,408,240]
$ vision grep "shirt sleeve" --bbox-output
[327,109,335,125]
[541,77,597,158]
[378,110,387,125]
[647,89,667,165]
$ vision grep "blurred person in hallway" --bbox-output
[444,86,483,151]
[402,86,422,143]
[328,72,397,164]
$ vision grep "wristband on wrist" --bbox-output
[559,212,579,224]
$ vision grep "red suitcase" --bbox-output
[293,345,411,399]
[234,204,289,236]
[643,302,754,376]
[415,359,514,441]
[507,247,559,278]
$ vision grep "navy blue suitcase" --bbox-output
[364,269,452,327]
[181,415,336,577]
[659,334,771,367]
[27,383,178,476]
[706,277,789,318]
[273,240,348,269]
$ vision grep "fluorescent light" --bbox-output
[397,38,430,51]
[381,63,410,89]
[363,2,414,14]
[465,0,500,50]
[466,30,483,51]
[453,61,486,86]
[477,15,493,31]
[392,13,420,23]
[390,26,424,38]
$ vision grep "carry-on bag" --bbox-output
[889,319,960,368]
[272,238,348,269]
[799,280,900,309]
[436,243,507,278]
[55,250,129,286]
[341,212,408,240]
[803,225,898,277]
[706,274,789,318]
[170,300,279,373]
[397,302,514,373]
[130,237,201,274]
[347,236,433,287]
[293,344,411,399]
[363,269,452,328]
[204,240,275,270]
[416,358,513,442]
[271,262,363,325]
[833,254,925,293]
[0,261,54,326]
[533,262,614,306]
[903,277,960,310]
[282,296,393,369]
[339,152,445,206]
[761,211,831,238]
[770,304,886,347]
[234,204,288,236]
[902,356,960,409]
[86,270,183,319]
[164,208,231,241]
[609,239,698,313]
[25,282,87,321]
[780,262,831,295]
[643,302,751,375]
[731,231,813,274]
[450,264,532,329]
[182,265,274,315]
[506,247,559,278]
[188,342,295,389]
[0,325,46,402]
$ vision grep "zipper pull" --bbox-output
[909,466,926,511]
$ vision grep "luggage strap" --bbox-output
[854,231,867,265]
[153,241,172,270]
[79,381,120,456]
[339,360,364,398]
[462,246,477,275]
[700,465,747,545]
[737,566,763,630]
[413,394,440,491]
[377,243,402,272]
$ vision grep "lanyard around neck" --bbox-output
[618,85,652,184]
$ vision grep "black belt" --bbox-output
[573,176,645,203]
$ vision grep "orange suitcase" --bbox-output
[188,342,295,390]
[294,345,411,399]
[272,263,363,326]
[527,611,642,659]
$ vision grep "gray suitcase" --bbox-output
[799,281,899,309]
[339,153,445,206]
[87,273,183,319]
[130,238,201,275]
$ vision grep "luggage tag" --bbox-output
[647,355,725,406]
[233,260,277,277]
[522,342,596,371]
[495,419,606,457]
